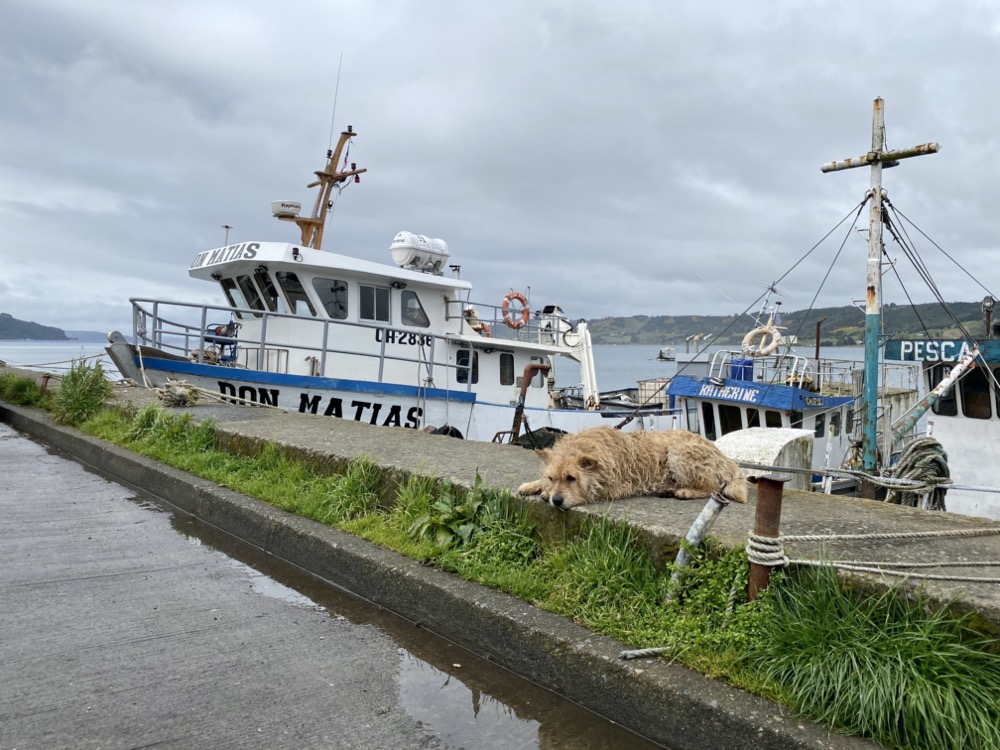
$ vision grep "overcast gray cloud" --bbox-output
[2,0,998,333]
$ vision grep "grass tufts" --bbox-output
[747,564,1000,749]
[0,373,47,407]
[52,359,113,425]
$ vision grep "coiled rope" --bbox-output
[884,436,949,510]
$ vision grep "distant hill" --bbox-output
[0,312,70,341]
[587,301,989,345]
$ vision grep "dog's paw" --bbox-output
[673,488,710,500]
[518,480,544,496]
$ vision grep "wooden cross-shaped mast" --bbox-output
[277,126,367,250]
[821,98,939,480]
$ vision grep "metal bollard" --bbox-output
[747,474,790,601]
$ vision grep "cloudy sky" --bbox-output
[2,0,998,333]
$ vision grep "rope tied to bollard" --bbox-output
[745,533,788,567]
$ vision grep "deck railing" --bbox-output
[706,348,920,396]
[128,297,479,392]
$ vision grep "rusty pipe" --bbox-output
[747,474,790,600]
[508,363,551,440]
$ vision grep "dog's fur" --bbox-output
[518,427,748,509]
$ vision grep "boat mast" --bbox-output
[277,126,367,250]
[821,98,939,484]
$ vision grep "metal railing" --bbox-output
[706,348,919,396]
[128,297,478,392]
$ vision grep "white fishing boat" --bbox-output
[106,126,679,445]
[884,328,1000,519]
[657,346,676,361]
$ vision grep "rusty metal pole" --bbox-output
[814,316,826,362]
[508,363,551,440]
[747,474,790,600]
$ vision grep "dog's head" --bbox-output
[534,448,604,509]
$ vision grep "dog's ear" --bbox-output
[577,454,601,471]
[535,448,553,463]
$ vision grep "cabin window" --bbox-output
[846,408,857,438]
[499,353,515,385]
[360,284,390,322]
[313,278,348,319]
[400,290,430,328]
[746,408,761,428]
[830,412,841,437]
[961,366,992,419]
[684,401,700,433]
[456,349,478,384]
[275,271,316,316]
[219,278,252,319]
[701,402,717,441]
[814,413,826,438]
[254,268,280,312]
[236,275,264,317]
[927,364,958,416]
[790,410,803,429]
[765,410,783,428]
[718,404,742,436]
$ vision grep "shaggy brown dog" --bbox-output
[518,427,748,509]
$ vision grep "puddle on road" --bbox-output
[142,498,667,750]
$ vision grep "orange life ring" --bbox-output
[501,291,530,329]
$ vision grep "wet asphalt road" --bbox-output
[0,423,664,750]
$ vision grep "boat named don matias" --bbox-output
[106,125,678,445]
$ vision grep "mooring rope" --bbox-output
[1,352,108,370]
[786,559,1000,583]
[883,436,949,510]
[780,527,1000,543]
[745,527,1000,583]
[151,378,281,409]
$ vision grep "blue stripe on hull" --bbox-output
[667,375,853,410]
[137,357,478,403]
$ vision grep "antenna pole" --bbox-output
[821,98,939,487]
[328,53,344,150]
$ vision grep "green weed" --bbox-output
[0,373,47,407]
[747,564,1000,749]
[409,474,489,549]
[52,359,113,425]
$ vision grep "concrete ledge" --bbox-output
[0,402,877,749]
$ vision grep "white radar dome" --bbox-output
[271,200,301,218]
[389,231,450,273]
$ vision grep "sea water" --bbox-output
[0,340,115,376]
[0,340,867,387]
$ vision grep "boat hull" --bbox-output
[109,345,679,442]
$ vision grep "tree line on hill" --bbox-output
[586,301,991,346]
[0,313,70,340]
